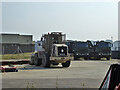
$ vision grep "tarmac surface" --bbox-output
[1,59,120,89]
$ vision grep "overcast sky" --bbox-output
[2,2,118,41]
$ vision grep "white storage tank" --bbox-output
[112,40,120,59]
[112,40,120,51]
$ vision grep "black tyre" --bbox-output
[96,57,100,60]
[89,57,91,60]
[34,54,42,66]
[29,56,34,65]
[62,61,71,67]
[42,53,50,67]
[16,69,18,72]
[13,69,16,72]
[1,70,4,73]
[84,57,89,60]
[74,56,79,60]
[106,57,110,60]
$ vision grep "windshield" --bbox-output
[98,43,111,47]
[76,42,88,47]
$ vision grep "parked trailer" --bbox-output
[66,40,112,60]
[66,41,90,60]
[94,41,112,60]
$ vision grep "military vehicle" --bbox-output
[94,41,112,60]
[73,41,90,60]
[66,41,90,60]
[66,40,75,54]
[29,32,73,67]
[67,40,112,60]
[86,40,95,59]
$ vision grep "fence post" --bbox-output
[3,45,4,56]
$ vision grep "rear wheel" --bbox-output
[29,56,34,65]
[1,70,4,72]
[16,69,18,72]
[34,54,42,66]
[106,57,110,60]
[74,56,79,60]
[84,57,89,60]
[42,53,50,67]
[62,61,71,67]
[96,57,100,60]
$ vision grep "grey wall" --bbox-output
[0,34,34,54]
[19,35,32,44]
[1,43,35,54]
[19,44,34,53]
[1,34,33,44]
[2,34,19,44]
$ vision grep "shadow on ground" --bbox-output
[18,64,64,70]
[73,58,111,61]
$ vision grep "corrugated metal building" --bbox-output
[0,33,35,54]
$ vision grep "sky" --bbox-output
[2,2,118,41]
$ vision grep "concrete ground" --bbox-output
[1,59,120,89]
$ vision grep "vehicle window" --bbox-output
[98,43,111,47]
[76,43,88,47]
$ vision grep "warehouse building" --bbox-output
[0,33,35,54]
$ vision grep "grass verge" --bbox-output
[1,52,33,60]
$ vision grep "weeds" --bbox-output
[82,82,86,90]
[1,52,33,60]
[25,82,36,90]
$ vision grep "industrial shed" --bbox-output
[0,33,35,54]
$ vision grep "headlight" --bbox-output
[99,53,101,55]
[86,53,89,55]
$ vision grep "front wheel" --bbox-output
[42,53,50,68]
[62,61,71,67]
